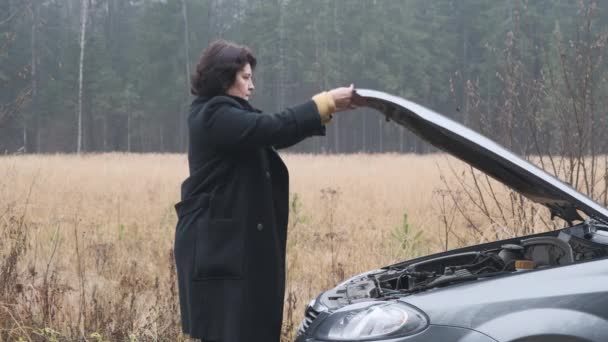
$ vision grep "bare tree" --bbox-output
[439,1,608,250]
[276,0,286,111]
[26,0,40,153]
[332,1,341,153]
[549,2,608,200]
[0,1,31,134]
[77,0,89,154]
[179,0,191,152]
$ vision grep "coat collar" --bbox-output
[224,95,262,113]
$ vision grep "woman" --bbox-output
[174,40,355,341]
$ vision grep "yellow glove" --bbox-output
[312,91,336,124]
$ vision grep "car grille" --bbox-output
[297,305,320,335]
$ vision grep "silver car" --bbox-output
[296,90,608,342]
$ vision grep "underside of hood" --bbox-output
[355,89,608,224]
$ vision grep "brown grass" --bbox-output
[0,153,560,341]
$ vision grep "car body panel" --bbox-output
[355,89,608,224]
[398,257,608,341]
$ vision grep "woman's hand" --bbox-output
[328,84,356,112]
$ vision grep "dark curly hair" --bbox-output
[190,40,257,97]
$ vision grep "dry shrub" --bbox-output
[0,153,581,341]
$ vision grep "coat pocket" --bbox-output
[175,193,210,219]
[194,218,244,280]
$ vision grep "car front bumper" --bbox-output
[295,324,497,342]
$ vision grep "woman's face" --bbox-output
[227,63,254,100]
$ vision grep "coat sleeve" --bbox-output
[199,97,325,151]
[272,125,325,150]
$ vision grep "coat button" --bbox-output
[257,223,264,231]
[265,171,271,179]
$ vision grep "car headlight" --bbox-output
[312,301,428,341]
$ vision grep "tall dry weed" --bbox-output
[0,153,578,341]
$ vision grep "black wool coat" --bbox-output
[174,94,325,341]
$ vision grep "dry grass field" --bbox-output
[0,153,565,341]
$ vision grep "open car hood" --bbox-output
[356,89,608,224]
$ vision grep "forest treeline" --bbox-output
[1,0,608,155]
